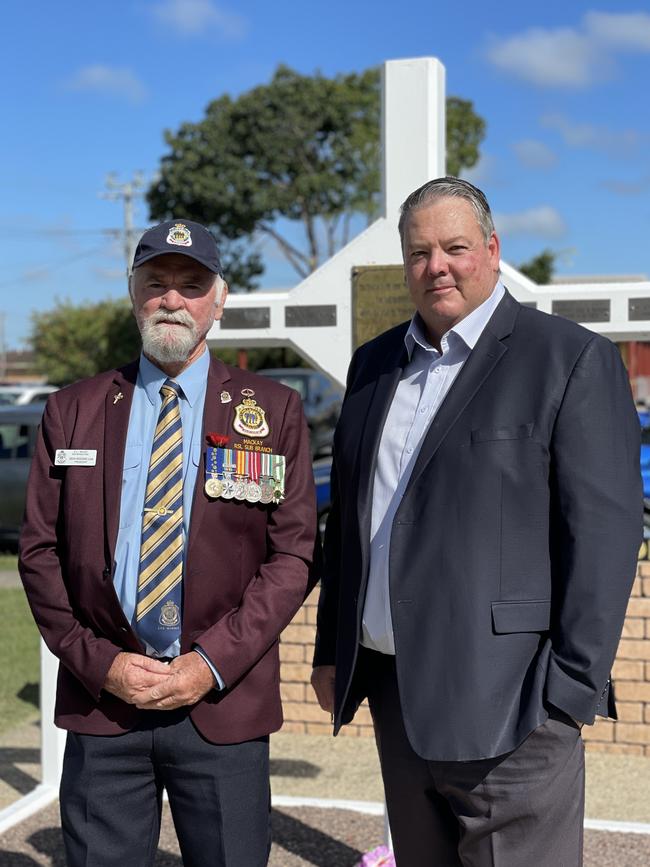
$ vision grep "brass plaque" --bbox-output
[352,265,413,349]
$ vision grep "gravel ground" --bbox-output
[2,800,650,866]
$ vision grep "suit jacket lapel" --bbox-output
[103,362,138,566]
[404,290,519,495]
[357,338,408,560]
[186,357,232,562]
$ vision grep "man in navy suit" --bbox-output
[312,178,642,866]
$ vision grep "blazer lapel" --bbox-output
[103,362,138,566]
[185,357,232,562]
[357,339,408,561]
[404,290,519,494]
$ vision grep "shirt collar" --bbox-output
[139,347,210,408]
[404,280,505,359]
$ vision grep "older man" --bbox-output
[20,220,317,867]
[312,178,642,866]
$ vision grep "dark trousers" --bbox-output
[60,710,271,867]
[364,650,585,867]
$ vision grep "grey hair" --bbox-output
[398,176,495,245]
[128,271,226,306]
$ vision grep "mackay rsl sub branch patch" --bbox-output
[166,223,192,247]
[232,389,270,438]
[205,446,285,504]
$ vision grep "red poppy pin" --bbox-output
[206,433,230,448]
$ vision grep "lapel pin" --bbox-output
[113,391,124,405]
[220,391,232,404]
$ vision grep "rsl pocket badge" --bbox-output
[232,389,270,438]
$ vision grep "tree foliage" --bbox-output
[148,65,485,288]
[30,298,141,385]
[518,249,557,284]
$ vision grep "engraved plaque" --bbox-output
[220,307,270,329]
[552,299,610,323]
[352,265,413,349]
[629,298,650,321]
[285,305,337,327]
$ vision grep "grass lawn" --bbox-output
[0,553,18,570]
[0,587,40,734]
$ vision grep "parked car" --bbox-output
[313,457,332,538]
[0,383,57,406]
[257,368,343,457]
[0,403,45,550]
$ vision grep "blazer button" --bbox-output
[102,567,111,580]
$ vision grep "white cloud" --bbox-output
[63,65,147,103]
[585,11,650,50]
[494,206,567,239]
[150,0,247,39]
[511,139,557,169]
[460,154,499,186]
[541,113,645,156]
[486,11,650,87]
[600,176,650,196]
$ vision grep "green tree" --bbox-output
[518,249,557,284]
[148,65,485,288]
[30,298,141,385]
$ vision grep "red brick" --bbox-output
[616,701,644,722]
[626,598,650,617]
[585,742,644,756]
[583,720,614,741]
[281,623,316,645]
[279,643,304,663]
[614,681,650,702]
[622,618,645,638]
[617,639,650,661]
[280,662,313,682]
[612,659,645,680]
[280,683,305,703]
[613,723,650,745]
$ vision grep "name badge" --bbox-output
[54,449,97,467]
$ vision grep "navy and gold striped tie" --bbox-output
[136,379,184,652]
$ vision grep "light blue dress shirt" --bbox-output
[361,281,506,654]
[113,349,222,685]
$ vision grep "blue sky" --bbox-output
[3,1,649,349]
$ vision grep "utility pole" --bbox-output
[99,172,147,279]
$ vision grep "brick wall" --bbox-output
[280,563,650,753]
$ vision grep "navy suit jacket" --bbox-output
[314,290,642,761]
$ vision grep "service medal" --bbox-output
[232,389,270,438]
[221,477,235,499]
[246,481,262,503]
[205,477,223,498]
[233,479,248,501]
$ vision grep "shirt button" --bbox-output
[406,446,414,454]
[433,368,440,375]
[420,406,427,414]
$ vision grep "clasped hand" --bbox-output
[104,651,216,710]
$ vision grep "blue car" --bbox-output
[640,410,650,499]
[313,457,332,538]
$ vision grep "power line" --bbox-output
[99,172,149,279]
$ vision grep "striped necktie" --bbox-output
[136,379,184,653]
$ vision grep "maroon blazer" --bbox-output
[19,356,317,743]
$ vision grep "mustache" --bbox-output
[146,310,195,327]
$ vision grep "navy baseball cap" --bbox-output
[132,220,223,275]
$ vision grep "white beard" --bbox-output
[140,310,202,364]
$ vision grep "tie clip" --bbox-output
[144,506,172,517]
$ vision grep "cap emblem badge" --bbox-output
[166,223,192,247]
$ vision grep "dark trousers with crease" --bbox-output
[59,709,271,867]
[363,649,585,867]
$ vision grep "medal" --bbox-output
[233,389,270,438]
[221,477,235,499]
[205,477,223,498]
[246,481,262,502]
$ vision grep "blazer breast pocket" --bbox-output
[471,422,534,443]
[491,599,551,634]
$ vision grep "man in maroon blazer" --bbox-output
[19,220,317,867]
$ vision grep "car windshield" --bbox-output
[271,376,308,401]
[641,426,650,446]
[0,392,21,404]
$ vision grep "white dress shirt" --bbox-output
[361,281,505,654]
